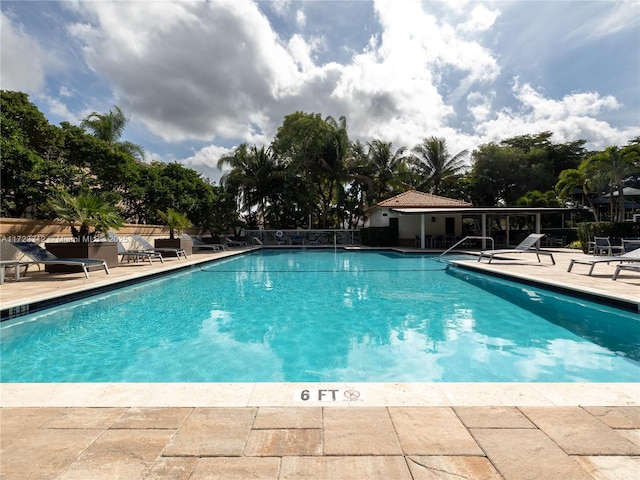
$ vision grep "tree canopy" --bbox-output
[1,90,234,234]
[3,90,638,233]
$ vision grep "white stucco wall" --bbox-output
[369,208,464,245]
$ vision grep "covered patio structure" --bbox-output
[392,206,576,249]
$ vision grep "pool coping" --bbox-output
[2,382,638,407]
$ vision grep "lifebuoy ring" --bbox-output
[276,230,283,238]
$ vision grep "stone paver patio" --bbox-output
[1,405,639,479]
[1,246,639,479]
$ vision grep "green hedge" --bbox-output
[576,222,640,253]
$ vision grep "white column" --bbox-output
[420,214,426,249]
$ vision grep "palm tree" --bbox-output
[555,160,602,221]
[50,190,124,241]
[366,139,408,202]
[157,208,192,239]
[410,137,468,195]
[323,116,373,228]
[80,105,145,161]
[588,146,640,221]
[218,144,280,227]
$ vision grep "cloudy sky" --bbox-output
[2,0,639,183]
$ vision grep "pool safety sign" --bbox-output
[294,388,363,403]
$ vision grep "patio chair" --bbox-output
[108,234,164,265]
[612,264,640,281]
[567,248,640,276]
[181,233,227,251]
[622,238,640,253]
[131,235,188,259]
[477,233,555,264]
[290,234,305,245]
[10,241,109,278]
[593,236,624,256]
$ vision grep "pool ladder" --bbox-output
[439,236,495,260]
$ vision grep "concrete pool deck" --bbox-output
[1,246,639,479]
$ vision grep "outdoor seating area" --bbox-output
[587,236,640,255]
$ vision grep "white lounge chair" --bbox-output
[108,234,164,265]
[131,235,188,259]
[11,242,109,278]
[478,233,555,264]
[181,234,227,251]
[568,248,640,276]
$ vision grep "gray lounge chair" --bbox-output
[108,234,164,265]
[131,235,188,259]
[225,237,248,247]
[568,248,640,276]
[478,233,555,264]
[181,234,227,251]
[612,264,640,281]
[11,242,109,278]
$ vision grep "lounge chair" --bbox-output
[10,242,109,278]
[478,233,555,264]
[181,233,227,251]
[225,237,248,247]
[131,235,188,259]
[108,234,164,265]
[612,264,640,281]
[568,248,640,276]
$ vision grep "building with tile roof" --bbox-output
[367,190,473,248]
[367,190,572,249]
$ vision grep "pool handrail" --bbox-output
[440,236,495,258]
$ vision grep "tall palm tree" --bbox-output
[80,105,145,161]
[218,144,280,227]
[410,136,468,195]
[366,139,408,202]
[322,116,374,228]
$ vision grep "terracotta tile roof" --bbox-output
[374,190,473,209]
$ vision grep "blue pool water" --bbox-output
[1,249,638,382]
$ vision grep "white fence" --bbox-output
[244,229,361,246]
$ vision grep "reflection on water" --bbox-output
[1,250,638,382]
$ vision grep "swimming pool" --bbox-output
[1,249,638,382]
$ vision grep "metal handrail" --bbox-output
[439,236,495,258]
